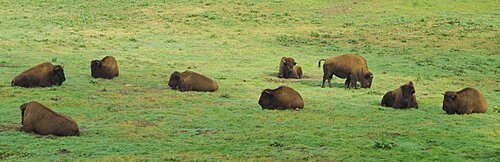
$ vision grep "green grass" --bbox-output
[0,0,499,161]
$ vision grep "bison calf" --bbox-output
[442,88,487,114]
[318,54,373,88]
[258,86,304,110]
[381,81,418,109]
[11,62,66,88]
[278,57,302,79]
[20,101,79,136]
[168,71,218,92]
[91,56,119,79]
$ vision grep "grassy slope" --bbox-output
[0,0,498,161]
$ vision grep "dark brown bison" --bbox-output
[20,101,79,136]
[258,86,304,110]
[11,62,66,88]
[91,56,119,79]
[442,88,487,114]
[381,81,418,109]
[318,54,373,88]
[278,57,302,79]
[168,71,218,92]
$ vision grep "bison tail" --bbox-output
[318,59,326,68]
[75,129,80,136]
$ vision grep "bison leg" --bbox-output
[344,77,351,88]
[20,125,34,133]
[322,74,329,88]
[349,74,358,89]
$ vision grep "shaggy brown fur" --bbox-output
[291,65,303,79]
[278,57,302,79]
[11,62,66,88]
[318,54,373,88]
[258,86,304,110]
[20,101,79,136]
[381,81,418,109]
[442,88,487,114]
[168,71,218,92]
[91,56,119,79]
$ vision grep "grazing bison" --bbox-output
[381,81,418,109]
[168,71,218,92]
[258,86,304,110]
[91,56,119,79]
[318,54,373,88]
[278,57,302,79]
[11,62,66,88]
[442,88,487,114]
[20,101,79,136]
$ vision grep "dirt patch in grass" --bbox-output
[0,124,19,132]
[323,6,351,16]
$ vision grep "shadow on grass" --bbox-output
[297,79,346,88]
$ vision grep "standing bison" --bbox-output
[258,86,304,110]
[318,54,373,88]
[442,88,487,114]
[168,71,218,92]
[381,81,418,109]
[20,101,79,136]
[91,56,119,79]
[278,57,302,79]
[11,62,66,88]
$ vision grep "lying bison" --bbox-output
[20,101,79,136]
[318,54,373,88]
[11,62,66,88]
[442,88,487,114]
[91,56,119,79]
[278,57,302,79]
[168,71,218,92]
[381,81,418,109]
[258,86,304,110]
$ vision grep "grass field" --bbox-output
[0,0,499,161]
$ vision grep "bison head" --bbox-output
[19,102,29,126]
[442,91,458,114]
[400,81,415,106]
[168,71,181,89]
[360,72,374,88]
[51,65,66,85]
[258,89,274,109]
[281,57,296,78]
[90,60,101,77]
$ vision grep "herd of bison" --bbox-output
[9,54,488,136]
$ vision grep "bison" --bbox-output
[318,54,373,88]
[20,101,79,136]
[258,86,304,110]
[442,88,487,114]
[381,81,418,109]
[168,71,218,92]
[91,56,119,79]
[11,62,66,88]
[278,57,302,79]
